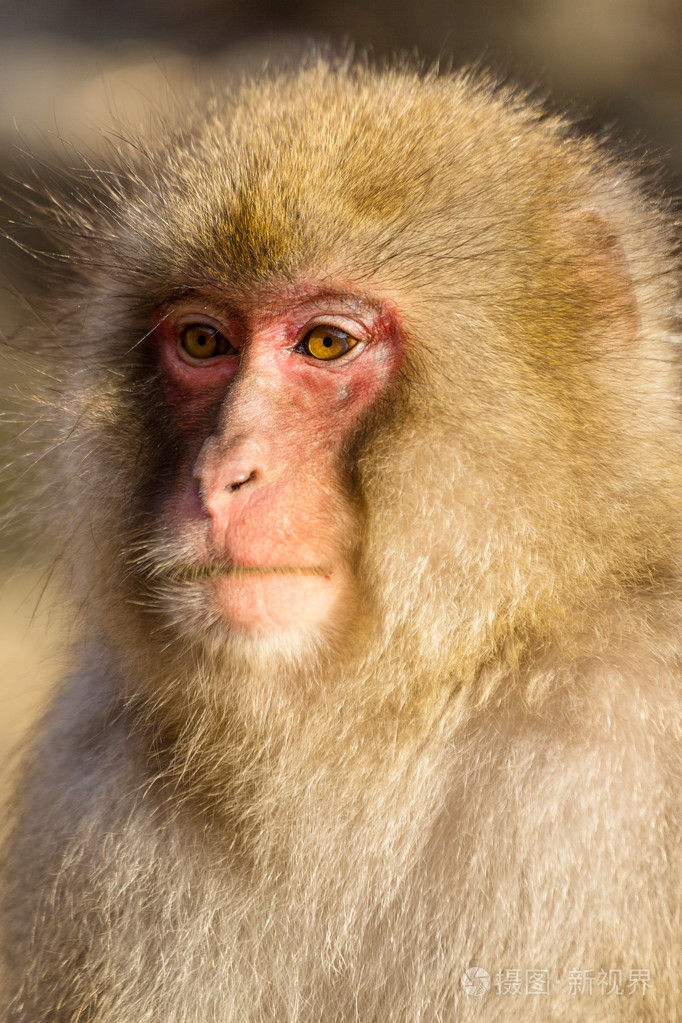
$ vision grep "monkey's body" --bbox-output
[1,64,681,1022]
[5,653,681,1022]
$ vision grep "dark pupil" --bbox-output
[198,333,209,346]
[323,336,333,348]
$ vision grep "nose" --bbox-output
[226,469,256,492]
[193,434,265,515]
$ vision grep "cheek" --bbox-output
[172,471,204,523]
[153,324,238,428]
[285,350,403,446]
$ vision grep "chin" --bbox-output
[154,569,354,671]
[209,569,342,633]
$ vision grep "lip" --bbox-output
[165,564,332,582]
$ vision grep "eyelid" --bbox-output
[175,312,230,335]
[300,314,367,336]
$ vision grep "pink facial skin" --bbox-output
[154,282,405,633]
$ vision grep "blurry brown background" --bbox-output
[1,0,682,762]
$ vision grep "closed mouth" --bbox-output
[166,564,332,582]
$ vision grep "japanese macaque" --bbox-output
[1,61,681,1023]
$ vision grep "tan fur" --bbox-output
[2,60,681,1022]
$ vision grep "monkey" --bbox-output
[1,59,681,1023]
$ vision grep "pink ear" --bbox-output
[560,210,639,348]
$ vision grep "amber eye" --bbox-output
[302,325,359,361]
[179,324,231,360]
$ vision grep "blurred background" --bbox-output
[1,0,682,757]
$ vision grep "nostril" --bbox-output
[226,470,256,493]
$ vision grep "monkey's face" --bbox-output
[42,67,681,711]
[143,281,404,638]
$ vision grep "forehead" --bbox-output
[164,283,382,326]
[130,69,580,296]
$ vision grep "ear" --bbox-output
[560,210,639,348]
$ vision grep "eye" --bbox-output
[179,323,233,361]
[301,325,359,361]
